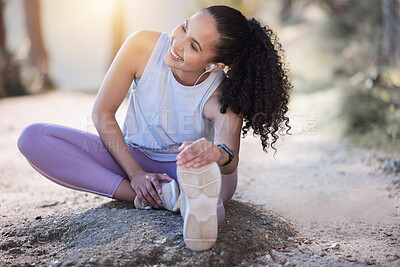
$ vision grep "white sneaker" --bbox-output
[177,162,221,251]
[134,179,180,213]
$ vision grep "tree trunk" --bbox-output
[280,0,293,22]
[0,0,6,98]
[23,0,54,93]
[382,0,400,68]
[0,0,26,98]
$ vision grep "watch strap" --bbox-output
[217,144,234,167]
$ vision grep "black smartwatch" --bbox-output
[217,144,234,167]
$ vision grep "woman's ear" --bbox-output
[207,62,225,72]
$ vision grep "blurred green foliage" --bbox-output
[328,0,400,152]
[341,69,400,152]
[290,0,400,152]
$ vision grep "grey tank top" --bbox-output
[121,32,226,162]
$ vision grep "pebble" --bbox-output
[7,248,24,254]
[264,254,273,261]
[296,237,307,242]
[31,249,43,256]
[329,242,340,249]
[50,260,60,267]
[22,242,32,248]
[365,259,377,265]
[278,258,287,264]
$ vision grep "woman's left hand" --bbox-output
[176,137,221,168]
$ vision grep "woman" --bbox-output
[17,5,292,251]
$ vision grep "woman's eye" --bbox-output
[180,23,197,52]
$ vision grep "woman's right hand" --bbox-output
[130,170,173,208]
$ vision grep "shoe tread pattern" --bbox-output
[177,162,221,251]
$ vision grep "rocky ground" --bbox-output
[0,90,399,266]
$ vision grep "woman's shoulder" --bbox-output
[127,30,162,45]
[203,76,224,118]
[124,30,163,78]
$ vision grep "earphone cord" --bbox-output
[132,67,213,148]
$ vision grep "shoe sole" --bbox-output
[177,162,221,251]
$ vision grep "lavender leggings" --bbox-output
[17,123,238,224]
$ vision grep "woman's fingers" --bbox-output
[150,174,174,196]
[178,141,193,151]
[141,185,159,208]
[189,155,215,168]
[132,173,176,209]
[177,144,202,164]
[176,138,221,167]
[136,188,151,207]
[151,175,163,195]
[177,148,210,167]
[146,183,162,207]
[159,173,173,182]
[139,175,160,208]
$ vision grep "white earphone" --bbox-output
[205,64,216,73]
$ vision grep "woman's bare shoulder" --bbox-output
[127,30,161,46]
[124,30,162,78]
[203,80,241,122]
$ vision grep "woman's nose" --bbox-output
[173,36,187,51]
[174,40,184,51]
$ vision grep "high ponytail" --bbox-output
[205,5,293,154]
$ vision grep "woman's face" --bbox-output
[164,11,219,72]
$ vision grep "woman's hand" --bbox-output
[130,171,173,208]
[176,138,222,168]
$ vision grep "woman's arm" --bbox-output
[210,105,242,174]
[176,93,243,175]
[92,30,150,178]
[92,30,169,207]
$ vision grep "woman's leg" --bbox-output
[216,168,238,225]
[17,123,130,198]
[17,122,179,204]
[220,168,238,203]
[17,122,237,222]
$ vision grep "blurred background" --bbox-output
[1,3,399,263]
[1,0,399,151]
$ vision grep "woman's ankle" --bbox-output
[112,178,136,203]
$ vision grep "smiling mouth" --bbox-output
[170,47,183,61]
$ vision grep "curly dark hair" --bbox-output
[204,5,293,154]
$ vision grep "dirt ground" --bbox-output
[0,90,399,266]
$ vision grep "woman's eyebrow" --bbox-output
[186,19,202,52]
